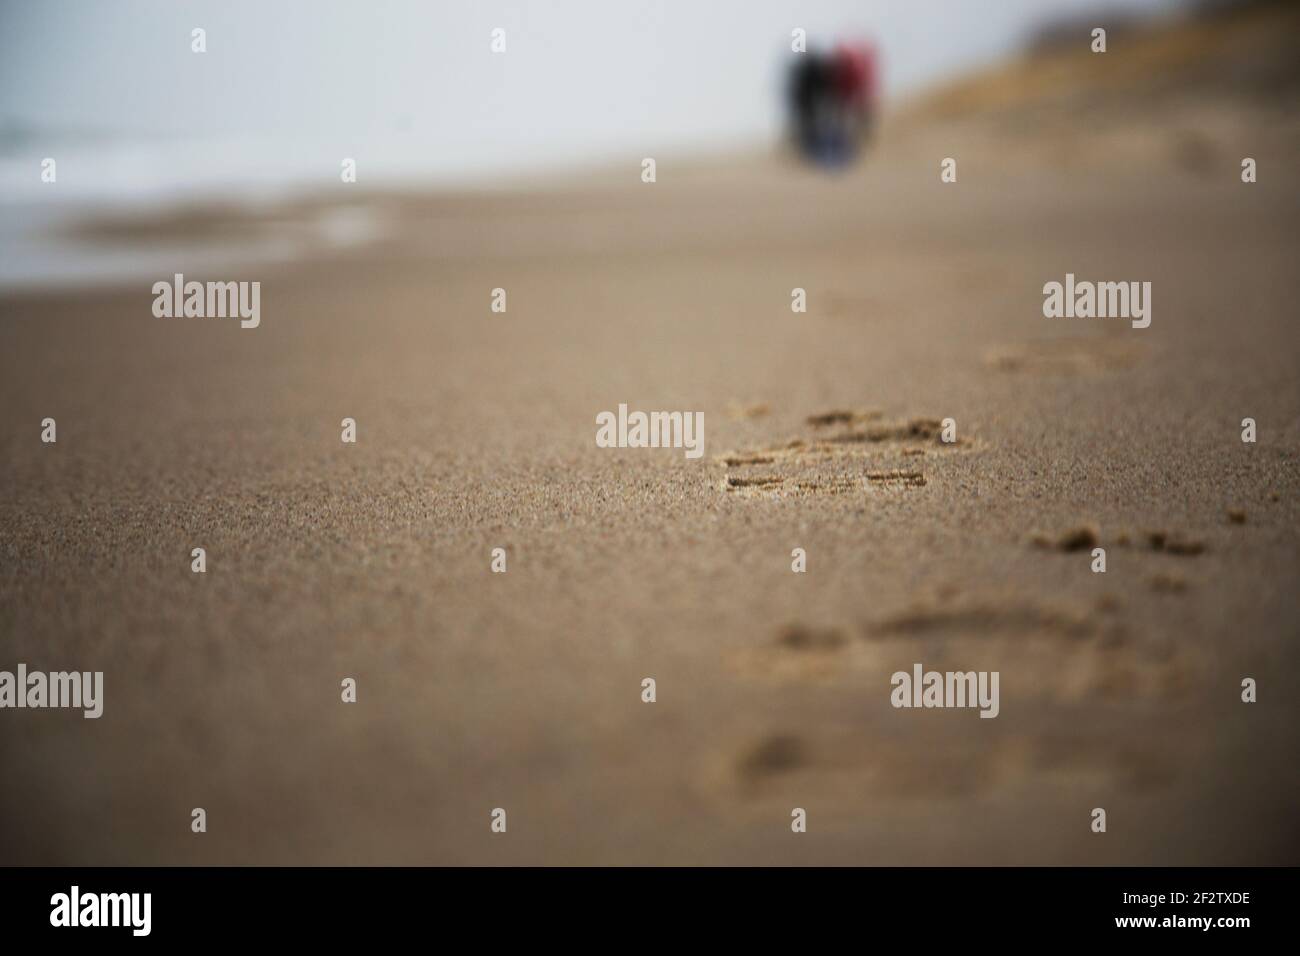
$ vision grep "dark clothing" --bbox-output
[787,46,876,166]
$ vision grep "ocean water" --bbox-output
[0,126,764,288]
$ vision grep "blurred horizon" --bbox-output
[1,0,1192,204]
[0,0,1276,290]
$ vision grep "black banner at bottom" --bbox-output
[0,866,1288,942]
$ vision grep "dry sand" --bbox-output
[2,6,1299,865]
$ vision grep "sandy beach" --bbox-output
[2,5,1299,865]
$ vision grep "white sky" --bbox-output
[2,1,1189,132]
[0,0,1195,282]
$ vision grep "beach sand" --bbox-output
[2,6,1299,864]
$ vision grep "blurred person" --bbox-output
[787,40,878,166]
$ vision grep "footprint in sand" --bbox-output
[804,409,882,427]
[709,716,1182,816]
[705,723,1032,813]
[704,592,1200,814]
[866,595,1202,701]
[737,734,809,780]
[1032,525,1208,589]
[726,623,855,683]
[717,410,965,497]
[984,337,1143,375]
[725,400,772,420]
